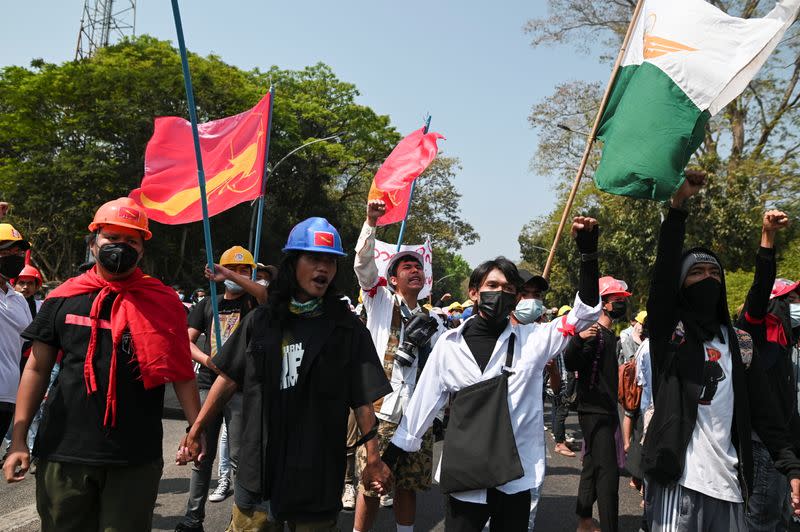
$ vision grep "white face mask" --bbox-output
[256,279,269,287]
[513,298,545,325]
[791,303,800,328]
[224,279,245,294]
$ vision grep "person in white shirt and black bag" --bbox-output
[377,216,603,532]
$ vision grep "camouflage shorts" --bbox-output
[356,420,434,497]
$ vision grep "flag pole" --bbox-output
[251,85,275,277]
[396,114,432,252]
[170,0,223,352]
[542,0,645,280]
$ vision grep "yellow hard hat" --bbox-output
[448,302,463,311]
[423,303,433,311]
[635,310,648,324]
[557,305,572,317]
[0,223,30,250]
[220,246,255,268]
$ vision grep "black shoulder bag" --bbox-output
[439,333,525,494]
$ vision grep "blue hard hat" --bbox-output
[282,217,346,256]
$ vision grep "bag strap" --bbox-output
[502,333,516,374]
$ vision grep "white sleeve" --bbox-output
[522,292,602,365]
[353,222,380,291]
[391,336,450,452]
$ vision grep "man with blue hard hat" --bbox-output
[178,217,393,532]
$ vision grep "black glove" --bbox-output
[575,225,599,255]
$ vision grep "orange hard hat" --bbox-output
[88,198,152,240]
[16,265,42,286]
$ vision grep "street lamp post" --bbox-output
[248,133,344,252]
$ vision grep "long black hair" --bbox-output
[267,251,343,323]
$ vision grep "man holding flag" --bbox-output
[352,199,445,532]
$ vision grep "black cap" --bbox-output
[518,268,549,291]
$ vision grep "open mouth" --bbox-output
[311,275,329,290]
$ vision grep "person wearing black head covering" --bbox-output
[736,209,799,530]
[642,171,800,532]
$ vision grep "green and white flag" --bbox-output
[594,0,800,200]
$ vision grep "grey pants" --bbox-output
[180,389,243,526]
[646,481,746,532]
[746,438,792,531]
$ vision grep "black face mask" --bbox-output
[478,290,517,327]
[682,277,721,317]
[0,254,25,279]
[97,243,139,274]
[607,300,627,320]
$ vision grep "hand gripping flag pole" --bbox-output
[541,0,645,280]
[251,85,275,278]
[395,115,432,252]
[170,0,223,352]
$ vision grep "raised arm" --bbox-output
[204,264,267,305]
[739,211,788,326]
[647,171,705,347]
[354,200,385,290]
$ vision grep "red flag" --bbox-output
[368,127,444,226]
[129,94,271,224]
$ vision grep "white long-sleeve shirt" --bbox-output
[391,293,601,504]
[354,222,444,423]
[0,283,33,403]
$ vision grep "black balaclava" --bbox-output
[678,246,729,342]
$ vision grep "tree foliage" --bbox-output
[0,36,477,297]
[521,0,800,308]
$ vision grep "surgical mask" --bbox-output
[196,296,205,302]
[791,303,800,328]
[478,290,517,327]
[514,298,544,325]
[256,279,269,287]
[97,243,139,274]
[0,254,25,279]
[224,279,245,294]
[606,300,627,320]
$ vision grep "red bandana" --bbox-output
[47,267,195,426]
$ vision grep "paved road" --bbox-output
[1,404,644,531]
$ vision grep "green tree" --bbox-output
[520,1,800,299]
[0,36,476,297]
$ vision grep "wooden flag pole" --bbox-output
[542,0,646,280]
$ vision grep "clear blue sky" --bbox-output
[2,1,609,267]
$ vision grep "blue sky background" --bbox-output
[2,1,610,266]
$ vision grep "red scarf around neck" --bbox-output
[47,267,195,426]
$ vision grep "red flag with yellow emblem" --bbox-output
[130,94,270,224]
[368,127,444,226]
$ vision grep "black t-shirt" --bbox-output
[216,301,391,521]
[188,294,257,389]
[21,293,165,465]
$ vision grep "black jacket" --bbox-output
[642,208,800,499]
[215,298,391,522]
[736,246,800,452]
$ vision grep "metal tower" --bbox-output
[75,0,137,60]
